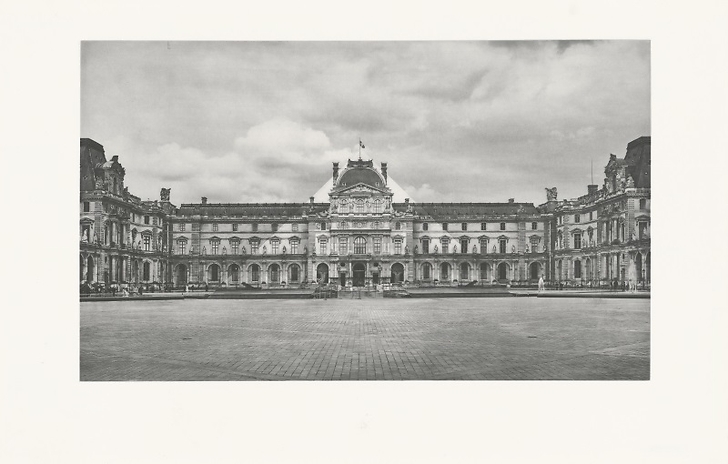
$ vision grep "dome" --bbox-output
[337,167,385,188]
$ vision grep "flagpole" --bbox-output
[358,138,361,160]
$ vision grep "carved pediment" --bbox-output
[335,183,391,196]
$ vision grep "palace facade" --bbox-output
[79,136,651,288]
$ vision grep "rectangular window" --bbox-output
[442,223,448,231]
[192,223,200,231]
[179,241,186,255]
[589,211,593,221]
[318,240,326,255]
[460,239,468,253]
[212,241,219,254]
[574,260,582,279]
[394,239,402,255]
[251,242,259,254]
[499,239,506,254]
[423,222,429,231]
[574,233,582,249]
[232,242,238,254]
[481,223,487,231]
[292,223,298,232]
[575,214,580,223]
[338,237,347,255]
[83,201,90,212]
[272,223,278,232]
[291,242,299,254]
[144,215,150,225]
[441,239,450,253]
[500,222,506,231]
[271,241,279,254]
[180,223,186,231]
[233,223,238,231]
[639,199,647,209]
[354,238,366,254]
[320,222,326,230]
[373,237,381,254]
[143,235,150,251]
[461,223,467,231]
[532,222,538,230]
[530,238,539,253]
[422,239,429,254]
[213,223,218,232]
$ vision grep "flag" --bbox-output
[359,140,365,149]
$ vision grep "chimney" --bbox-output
[508,198,515,203]
[309,196,314,204]
[404,198,410,205]
[201,196,207,205]
[381,162,388,184]
[111,155,119,163]
[332,162,339,183]
[588,185,598,195]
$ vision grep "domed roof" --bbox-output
[337,167,385,188]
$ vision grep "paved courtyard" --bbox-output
[80,297,649,381]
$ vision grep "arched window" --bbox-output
[250,264,260,283]
[354,236,366,254]
[422,263,432,280]
[229,264,240,281]
[480,262,489,280]
[355,199,365,213]
[208,264,220,281]
[143,261,151,281]
[372,199,383,213]
[459,262,470,281]
[316,263,329,284]
[440,262,450,280]
[391,263,405,283]
[289,264,300,283]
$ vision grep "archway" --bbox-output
[352,262,366,287]
[498,262,509,281]
[132,259,139,283]
[529,262,540,281]
[585,258,592,280]
[208,263,220,282]
[288,264,300,284]
[143,261,151,282]
[391,263,405,284]
[459,262,470,281]
[480,262,490,281]
[176,264,187,286]
[635,252,643,281]
[269,263,281,284]
[228,264,240,284]
[440,262,451,281]
[422,262,432,281]
[86,255,94,283]
[645,252,651,282]
[249,264,261,284]
[574,260,582,279]
[316,263,329,284]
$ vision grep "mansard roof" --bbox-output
[175,203,328,218]
[400,202,540,219]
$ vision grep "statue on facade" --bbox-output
[511,245,516,253]
[525,244,529,253]
[262,245,267,255]
[222,246,227,255]
[472,245,477,254]
[452,244,457,254]
[414,245,418,254]
[433,245,438,254]
[202,246,206,255]
[81,229,89,242]
[492,245,497,253]
[405,245,409,254]
[160,188,171,201]
[242,246,246,254]
[545,187,558,201]
[282,246,286,254]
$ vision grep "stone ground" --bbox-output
[80,297,649,381]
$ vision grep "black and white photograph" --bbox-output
[3,1,728,463]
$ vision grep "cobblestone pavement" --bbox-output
[80,298,649,381]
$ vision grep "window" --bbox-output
[374,221,380,229]
[422,263,431,280]
[83,201,90,212]
[639,222,647,240]
[233,223,238,231]
[441,238,450,253]
[354,236,366,254]
[356,200,365,213]
[574,233,582,249]
[442,223,448,231]
[574,260,582,279]
[213,223,218,232]
[251,265,260,282]
[292,223,298,232]
[479,239,488,253]
[395,222,401,230]
[500,222,506,231]
[252,223,258,232]
[290,265,300,283]
[230,265,239,281]
[209,240,218,254]
[372,199,383,213]
[320,240,328,255]
[291,242,299,254]
[532,222,538,230]
[144,215,150,225]
[251,242,259,254]
[338,237,347,254]
[179,241,186,255]
[153,217,158,226]
[271,241,279,254]
[530,238,539,253]
[143,262,150,281]
[192,223,200,231]
[574,214,580,223]
[499,239,507,254]
[423,222,429,231]
[481,223,487,231]
[461,223,467,231]
[143,235,150,251]
[394,239,402,255]
[460,238,468,253]
[639,199,647,209]
[422,239,429,254]
[340,221,347,229]
[272,223,279,232]
[231,242,239,254]
[180,223,186,231]
[589,211,593,221]
[373,237,381,254]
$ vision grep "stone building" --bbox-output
[79,136,651,289]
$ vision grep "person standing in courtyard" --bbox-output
[538,275,545,293]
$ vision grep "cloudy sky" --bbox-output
[81,41,650,205]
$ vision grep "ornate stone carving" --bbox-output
[546,187,558,201]
[160,188,171,201]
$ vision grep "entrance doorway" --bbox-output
[339,272,346,287]
[391,263,405,284]
[498,262,508,281]
[353,262,366,287]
